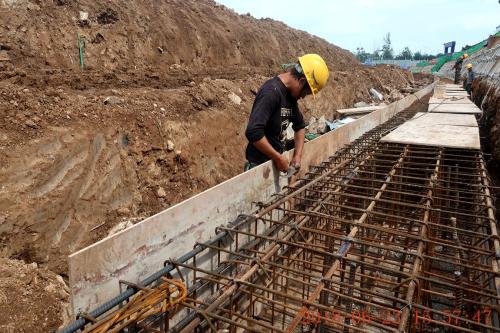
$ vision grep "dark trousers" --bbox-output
[454,69,461,84]
[466,83,472,95]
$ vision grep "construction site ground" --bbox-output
[0,1,495,332]
[66,83,500,333]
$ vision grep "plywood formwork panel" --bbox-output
[381,123,479,149]
[428,103,482,114]
[444,90,467,94]
[438,84,462,88]
[444,91,469,95]
[436,84,463,89]
[411,112,478,126]
[435,84,463,90]
[381,107,480,149]
[443,88,467,91]
[434,86,469,99]
[68,82,437,314]
[443,93,470,98]
[429,96,474,104]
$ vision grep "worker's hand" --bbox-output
[290,155,301,170]
[273,154,289,173]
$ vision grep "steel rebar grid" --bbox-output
[164,144,499,333]
[168,110,423,333]
[157,141,498,332]
[80,108,499,333]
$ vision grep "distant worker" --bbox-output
[465,63,475,97]
[452,53,468,84]
[244,54,329,173]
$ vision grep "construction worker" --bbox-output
[465,63,475,96]
[452,53,468,84]
[244,54,329,172]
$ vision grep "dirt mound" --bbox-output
[0,0,356,72]
[0,0,425,329]
[0,258,70,333]
[0,75,262,274]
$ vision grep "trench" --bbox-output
[61,87,500,333]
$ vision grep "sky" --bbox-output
[215,0,500,56]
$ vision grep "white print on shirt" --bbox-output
[280,107,292,149]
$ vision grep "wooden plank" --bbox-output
[68,82,437,314]
[336,105,385,115]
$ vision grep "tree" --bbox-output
[396,46,413,60]
[355,47,370,63]
[413,51,423,60]
[372,48,381,60]
[381,33,394,60]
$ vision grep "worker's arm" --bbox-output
[290,105,306,168]
[291,128,305,168]
[251,137,289,171]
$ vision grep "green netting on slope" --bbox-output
[431,31,500,72]
[431,55,452,72]
[416,61,431,67]
[431,43,483,72]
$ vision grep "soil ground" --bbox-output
[0,0,432,331]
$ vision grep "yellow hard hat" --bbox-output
[298,54,330,96]
[466,63,473,69]
[463,53,469,58]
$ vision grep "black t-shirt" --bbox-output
[245,76,306,164]
[454,57,464,70]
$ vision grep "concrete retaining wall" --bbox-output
[68,82,437,315]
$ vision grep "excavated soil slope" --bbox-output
[0,0,426,330]
[473,78,500,218]
[474,79,500,160]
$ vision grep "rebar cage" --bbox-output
[77,108,500,333]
